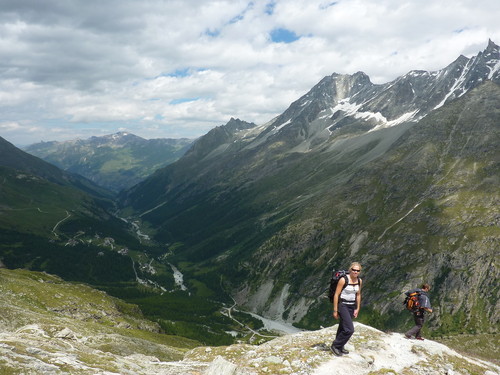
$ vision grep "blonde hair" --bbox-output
[350,262,362,271]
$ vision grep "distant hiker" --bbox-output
[330,262,362,356]
[404,283,433,340]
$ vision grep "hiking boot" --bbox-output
[415,337,425,341]
[340,347,349,354]
[330,345,343,356]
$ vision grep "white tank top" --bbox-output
[340,280,359,303]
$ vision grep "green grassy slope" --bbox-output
[0,268,199,373]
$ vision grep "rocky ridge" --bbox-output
[1,269,498,374]
[187,323,500,375]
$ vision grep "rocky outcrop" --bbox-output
[1,268,498,374]
[2,315,498,374]
[184,323,499,375]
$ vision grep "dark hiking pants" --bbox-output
[332,302,355,349]
[406,312,425,338]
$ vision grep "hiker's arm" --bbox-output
[333,277,345,319]
[422,294,432,313]
[354,279,362,318]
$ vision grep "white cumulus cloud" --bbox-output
[0,0,499,145]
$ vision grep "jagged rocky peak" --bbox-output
[224,117,258,133]
[472,39,500,81]
[268,39,500,141]
[331,71,373,98]
[309,71,374,102]
[183,118,257,160]
[260,71,377,145]
[483,38,500,61]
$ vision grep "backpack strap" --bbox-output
[342,274,349,289]
[346,275,361,285]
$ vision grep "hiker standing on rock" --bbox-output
[330,262,362,356]
[405,283,433,340]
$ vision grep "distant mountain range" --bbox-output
[118,40,500,336]
[24,132,193,192]
[1,136,112,199]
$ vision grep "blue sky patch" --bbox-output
[204,28,220,37]
[270,28,300,43]
[320,2,338,9]
[170,97,199,105]
[265,1,276,15]
[165,68,191,78]
[229,13,245,24]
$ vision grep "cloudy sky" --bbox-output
[1,0,499,146]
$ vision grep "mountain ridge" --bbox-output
[1,39,498,365]
[117,40,500,338]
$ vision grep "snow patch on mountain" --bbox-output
[487,58,500,79]
[355,110,386,123]
[330,98,362,116]
[434,57,473,110]
[370,110,420,132]
[273,119,292,133]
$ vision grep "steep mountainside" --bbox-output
[24,132,193,192]
[118,41,500,337]
[0,135,177,305]
[0,136,113,199]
